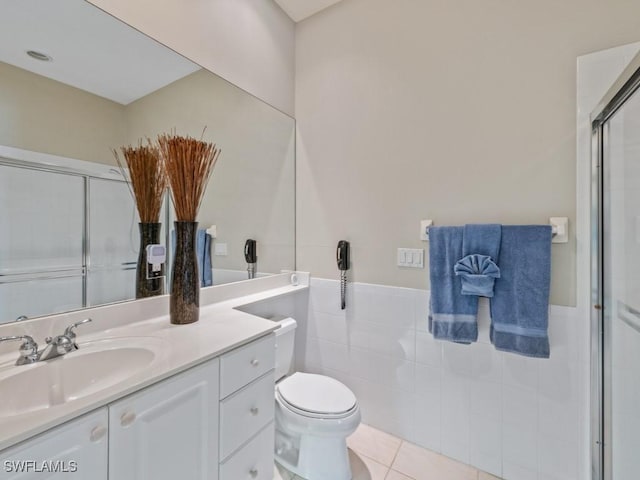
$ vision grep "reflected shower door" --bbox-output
[602,86,640,479]
[87,178,138,306]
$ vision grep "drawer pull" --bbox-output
[250,407,259,416]
[250,358,259,367]
[90,425,107,442]
[120,411,137,427]
[250,468,258,478]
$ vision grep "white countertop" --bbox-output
[0,278,308,452]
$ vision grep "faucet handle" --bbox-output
[0,335,39,365]
[63,318,92,342]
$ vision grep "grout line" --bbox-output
[389,439,403,469]
[352,448,395,470]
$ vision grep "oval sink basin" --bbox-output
[0,337,165,419]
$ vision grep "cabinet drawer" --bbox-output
[220,334,275,398]
[220,370,275,460]
[220,422,274,480]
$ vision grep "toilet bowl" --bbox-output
[272,318,361,480]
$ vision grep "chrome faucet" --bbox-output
[0,335,40,365]
[39,318,93,362]
[0,318,92,365]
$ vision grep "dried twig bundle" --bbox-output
[113,141,167,223]
[158,132,220,222]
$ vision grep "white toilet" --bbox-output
[273,317,361,480]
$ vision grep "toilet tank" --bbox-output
[272,316,297,381]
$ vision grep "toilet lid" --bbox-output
[277,372,357,415]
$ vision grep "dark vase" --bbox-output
[170,221,199,325]
[136,223,164,299]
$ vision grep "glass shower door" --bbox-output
[0,164,84,322]
[86,178,138,306]
[601,85,640,480]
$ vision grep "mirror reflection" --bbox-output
[0,0,295,324]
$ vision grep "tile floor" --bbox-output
[273,423,502,480]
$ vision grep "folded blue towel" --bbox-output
[428,226,479,343]
[454,254,500,297]
[490,225,552,358]
[455,224,501,298]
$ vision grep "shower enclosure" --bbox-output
[592,52,640,480]
[0,156,168,324]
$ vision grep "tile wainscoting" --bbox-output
[298,278,587,480]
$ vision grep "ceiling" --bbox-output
[274,0,344,22]
[0,0,200,105]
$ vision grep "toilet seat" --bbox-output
[276,372,357,419]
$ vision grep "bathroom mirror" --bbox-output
[0,0,295,324]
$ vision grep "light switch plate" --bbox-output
[397,248,424,268]
[214,243,228,256]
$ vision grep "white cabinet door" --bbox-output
[108,359,220,480]
[0,409,108,480]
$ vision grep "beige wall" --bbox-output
[0,61,125,165]
[88,0,295,116]
[126,70,296,274]
[295,0,640,306]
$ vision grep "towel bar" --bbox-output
[421,217,569,244]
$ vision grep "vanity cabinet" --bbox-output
[108,359,220,480]
[0,333,276,480]
[218,334,276,480]
[0,409,108,480]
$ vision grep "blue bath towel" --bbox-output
[196,230,213,288]
[455,224,502,297]
[428,226,479,343]
[490,225,552,358]
[203,233,213,287]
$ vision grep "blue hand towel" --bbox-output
[454,254,500,297]
[456,224,502,297]
[462,224,502,260]
[428,226,479,343]
[490,225,552,358]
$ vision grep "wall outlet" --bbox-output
[214,243,228,256]
[397,248,424,268]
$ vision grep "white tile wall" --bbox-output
[300,277,586,480]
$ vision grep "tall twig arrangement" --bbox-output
[113,141,166,223]
[158,132,221,222]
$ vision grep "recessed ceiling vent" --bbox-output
[26,50,52,62]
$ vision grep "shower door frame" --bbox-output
[590,51,640,480]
